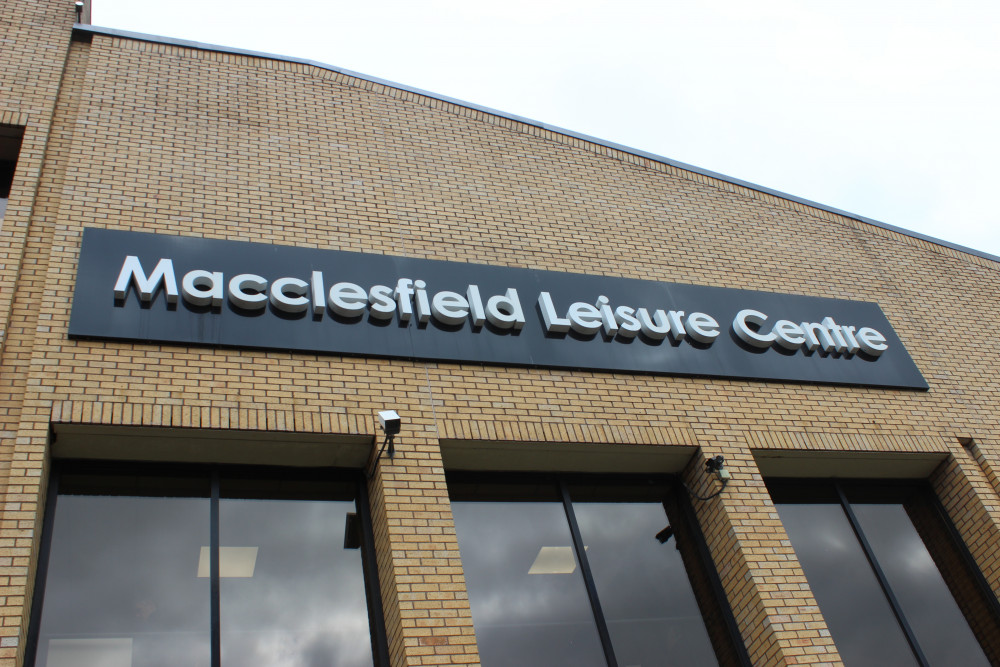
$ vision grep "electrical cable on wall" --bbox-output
[683,455,731,501]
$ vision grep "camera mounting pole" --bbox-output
[366,410,401,479]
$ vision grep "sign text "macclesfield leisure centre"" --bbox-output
[69,229,928,389]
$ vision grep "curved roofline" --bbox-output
[74,24,1000,266]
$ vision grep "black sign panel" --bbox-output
[68,228,927,389]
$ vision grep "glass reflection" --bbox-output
[852,503,990,667]
[218,497,374,667]
[34,495,211,667]
[572,500,718,666]
[776,503,917,667]
[451,501,606,667]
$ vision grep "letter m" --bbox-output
[113,256,178,303]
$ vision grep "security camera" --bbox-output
[705,455,725,473]
[378,410,401,436]
[367,410,402,477]
[705,454,731,481]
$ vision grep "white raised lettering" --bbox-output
[486,288,524,329]
[270,277,309,313]
[228,274,268,310]
[614,305,641,338]
[311,271,326,315]
[467,285,486,327]
[394,279,414,322]
[114,256,178,303]
[800,320,836,353]
[414,280,431,324]
[667,310,686,341]
[734,309,775,348]
[637,308,670,340]
[857,327,888,356]
[842,325,861,354]
[181,270,223,307]
[538,292,570,333]
[368,285,395,320]
[328,282,368,317]
[685,312,720,344]
[822,317,849,354]
[431,291,469,326]
[567,302,602,335]
[772,319,805,350]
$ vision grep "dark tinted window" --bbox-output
[770,480,999,667]
[30,463,382,667]
[218,494,374,666]
[449,474,747,667]
[36,492,212,667]
[571,497,719,666]
[451,498,606,666]
[776,502,916,665]
[0,125,24,214]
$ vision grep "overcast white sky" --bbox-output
[92,1,1000,258]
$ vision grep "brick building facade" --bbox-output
[2,1,1000,665]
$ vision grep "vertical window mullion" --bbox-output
[559,480,618,667]
[24,466,60,667]
[835,483,929,667]
[670,483,754,667]
[925,488,1000,624]
[210,471,221,667]
[356,474,390,667]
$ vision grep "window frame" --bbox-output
[767,478,1000,666]
[25,459,390,667]
[447,471,752,667]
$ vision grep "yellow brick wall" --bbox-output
[3,10,1000,667]
[0,3,88,664]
